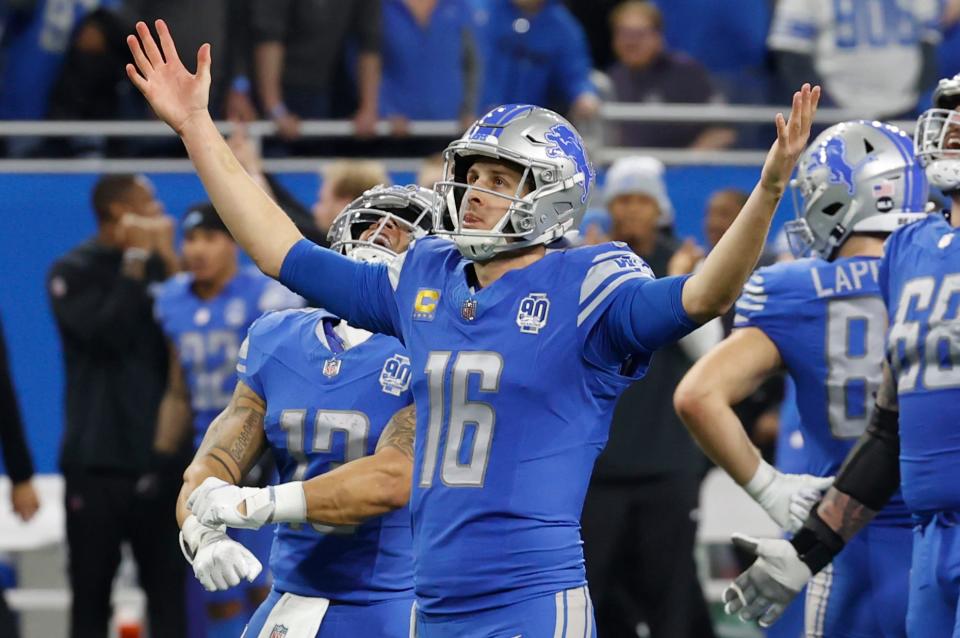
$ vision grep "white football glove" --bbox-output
[188,476,306,530]
[744,460,834,533]
[724,533,813,628]
[179,515,262,592]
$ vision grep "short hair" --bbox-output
[712,188,750,211]
[91,174,140,223]
[609,1,663,32]
[323,160,390,201]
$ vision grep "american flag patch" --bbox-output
[873,182,894,198]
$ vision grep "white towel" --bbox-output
[253,593,330,638]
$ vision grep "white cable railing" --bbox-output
[0,103,919,172]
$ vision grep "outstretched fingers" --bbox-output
[154,19,181,66]
[125,63,148,93]
[135,21,165,68]
[126,33,153,77]
[196,42,212,81]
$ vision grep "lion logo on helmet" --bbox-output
[545,124,594,204]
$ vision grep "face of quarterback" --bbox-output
[358,216,413,254]
[462,159,532,231]
[943,107,960,154]
[182,228,237,285]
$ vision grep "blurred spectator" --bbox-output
[48,174,185,638]
[602,156,674,231]
[416,153,447,188]
[381,0,480,134]
[564,0,624,70]
[0,315,40,638]
[768,0,941,117]
[311,160,391,235]
[577,208,612,245]
[581,158,714,638]
[250,0,381,140]
[605,1,735,149]
[477,0,599,120]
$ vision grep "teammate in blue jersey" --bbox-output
[719,77,960,637]
[153,204,300,637]
[675,120,930,637]
[180,185,436,638]
[127,20,820,636]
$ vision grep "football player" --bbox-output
[719,77,960,637]
[153,204,301,637]
[675,120,929,637]
[127,20,819,636]
[179,185,434,637]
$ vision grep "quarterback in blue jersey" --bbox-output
[127,20,820,637]
[153,204,300,636]
[675,120,930,637]
[182,185,436,638]
[720,77,960,637]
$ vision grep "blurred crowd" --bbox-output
[2,0,960,157]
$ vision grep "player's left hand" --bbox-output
[760,83,821,197]
[724,533,812,628]
[745,461,833,532]
[188,477,264,529]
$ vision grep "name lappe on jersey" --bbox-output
[380,354,412,396]
[516,292,550,334]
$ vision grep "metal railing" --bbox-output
[0,102,918,172]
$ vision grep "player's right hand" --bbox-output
[745,460,833,532]
[179,515,262,592]
[724,533,812,628]
[125,19,211,136]
[188,477,262,529]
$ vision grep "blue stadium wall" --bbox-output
[0,167,796,473]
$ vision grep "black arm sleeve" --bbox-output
[832,405,901,511]
[0,319,35,484]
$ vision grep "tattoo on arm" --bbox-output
[375,404,416,461]
[876,360,899,411]
[197,381,267,483]
[817,488,876,542]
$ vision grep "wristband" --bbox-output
[123,247,149,263]
[744,459,777,498]
[789,510,845,574]
[245,482,306,524]
[231,75,251,94]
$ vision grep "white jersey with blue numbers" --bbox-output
[881,215,960,515]
[154,267,301,448]
[291,236,698,615]
[734,256,910,524]
[237,309,415,602]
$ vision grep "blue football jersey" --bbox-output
[299,236,696,614]
[881,215,960,515]
[734,256,910,524]
[237,309,415,603]
[154,267,301,448]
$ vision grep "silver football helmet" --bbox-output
[785,120,928,259]
[327,184,438,264]
[915,73,960,191]
[434,104,596,261]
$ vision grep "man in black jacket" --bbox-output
[48,174,185,638]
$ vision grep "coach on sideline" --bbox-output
[48,174,185,638]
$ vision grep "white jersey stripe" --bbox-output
[388,249,408,291]
[577,272,650,327]
[553,590,565,638]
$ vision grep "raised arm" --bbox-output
[126,20,301,276]
[188,404,416,529]
[681,84,820,323]
[674,328,831,531]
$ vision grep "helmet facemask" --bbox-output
[915,107,960,191]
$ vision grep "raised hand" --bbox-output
[126,20,211,136]
[760,83,821,197]
[724,533,812,628]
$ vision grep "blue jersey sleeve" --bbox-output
[733,270,780,331]
[236,330,265,399]
[279,239,402,338]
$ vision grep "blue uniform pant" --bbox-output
[244,589,414,638]
[414,585,596,638]
[804,523,911,637]
[907,512,960,637]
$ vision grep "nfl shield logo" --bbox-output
[516,293,550,334]
[323,358,342,378]
[461,298,478,321]
[380,354,412,396]
[269,624,288,638]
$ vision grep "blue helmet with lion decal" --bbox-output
[434,104,596,261]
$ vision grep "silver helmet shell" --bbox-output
[785,120,928,259]
[915,73,960,191]
[434,104,596,261]
[327,184,438,264]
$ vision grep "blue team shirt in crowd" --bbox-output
[279,235,697,614]
[237,309,415,602]
[881,215,960,515]
[734,255,911,525]
[154,267,301,447]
